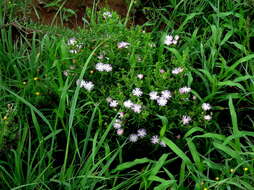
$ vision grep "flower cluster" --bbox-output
[202,103,212,121]
[149,90,171,106]
[95,62,113,72]
[164,34,180,46]
[67,37,82,54]
[76,79,94,91]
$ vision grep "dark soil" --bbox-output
[29,0,146,28]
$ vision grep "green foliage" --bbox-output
[0,0,254,189]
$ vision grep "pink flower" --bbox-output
[117,129,124,135]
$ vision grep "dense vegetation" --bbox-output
[0,0,254,189]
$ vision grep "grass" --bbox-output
[0,0,254,189]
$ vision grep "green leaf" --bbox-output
[112,158,151,173]
[162,137,192,164]
[228,96,241,150]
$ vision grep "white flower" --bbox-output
[172,40,177,45]
[164,35,173,45]
[63,70,69,76]
[132,88,143,97]
[182,115,191,125]
[123,100,133,108]
[103,64,112,72]
[137,129,147,138]
[204,115,212,121]
[106,97,113,103]
[77,80,94,91]
[117,129,124,135]
[202,103,211,111]
[137,74,144,79]
[83,81,94,91]
[129,134,138,142]
[109,100,118,108]
[118,112,125,118]
[131,104,142,113]
[95,62,105,72]
[97,54,104,60]
[151,135,160,144]
[149,43,156,47]
[103,11,112,19]
[117,42,130,49]
[149,91,159,100]
[67,37,77,46]
[172,67,184,75]
[160,141,166,147]
[113,122,121,129]
[157,97,168,106]
[161,90,172,99]
[179,86,191,94]
[69,49,78,54]
[164,35,179,45]
[95,63,112,72]
[174,35,180,41]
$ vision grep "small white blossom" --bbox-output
[118,112,125,118]
[149,43,156,47]
[95,63,112,72]
[151,135,160,144]
[137,129,147,138]
[172,67,184,75]
[137,74,144,79]
[164,35,179,46]
[129,134,138,142]
[132,88,143,97]
[103,11,112,19]
[157,97,168,106]
[182,115,191,125]
[160,141,166,147]
[131,104,142,113]
[117,129,124,135]
[117,42,130,49]
[67,37,77,46]
[113,122,121,129]
[164,35,173,45]
[204,115,212,121]
[179,86,191,94]
[172,40,177,45]
[174,35,180,41]
[95,62,105,72]
[123,100,133,108]
[109,100,118,108]
[103,64,112,72]
[106,97,113,103]
[69,49,78,54]
[77,80,94,91]
[202,103,211,111]
[97,54,104,60]
[149,91,159,100]
[161,90,172,99]
[63,70,69,76]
